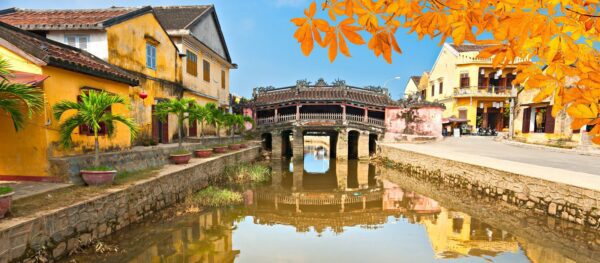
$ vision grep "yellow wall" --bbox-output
[179,37,231,108]
[106,12,182,142]
[0,46,132,177]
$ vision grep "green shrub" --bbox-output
[192,187,243,207]
[223,163,271,183]
[171,149,191,155]
[85,166,114,171]
[0,186,13,195]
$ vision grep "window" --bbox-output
[420,90,426,99]
[431,85,435,97]
[525,105,555,134]
[146,43,156,70]
[439,82,444,94]
[64,35,89,50]
[460,73,470,88]
[459,109,467,119]
[186,51,198,76]
[203,60,210,82]
[221,70,226,89]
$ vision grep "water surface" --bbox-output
[68,140,597,263]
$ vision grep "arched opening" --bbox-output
[261,133,272,151]
[347,130,360,159]
[281,130,293,158]
[369,134,378,156]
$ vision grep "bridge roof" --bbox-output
[253,84,395,107]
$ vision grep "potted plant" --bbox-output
[54,90,138,186]
[154,98,196,164]
[0,186,14,219]
[213,144,228,154]
[194,147,213,158]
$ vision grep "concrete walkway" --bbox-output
[0,181,72,200]
[383,137,600,192]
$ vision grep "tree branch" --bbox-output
[566,7,600,18]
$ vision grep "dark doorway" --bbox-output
[369,134,378,156]
[261,133,272,151]
[152,105,169,144]
[282,130,293,158]
[348,130,359,159]
[189,120,197,137]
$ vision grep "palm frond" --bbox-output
[58,114,85,148]
[0,80,44,131]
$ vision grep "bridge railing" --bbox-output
[257,113,384,127]
[346,114,364,123]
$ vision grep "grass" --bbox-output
[191,186,243,207]
[223,163,271,184]
[171,149,191,155]
[83,165,114,171]
[0,186,13,195]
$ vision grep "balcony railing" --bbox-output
[256,113,384,127]
[453,86,516,97]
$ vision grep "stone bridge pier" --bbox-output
[264,127,377,161]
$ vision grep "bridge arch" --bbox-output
[261,132,272,151]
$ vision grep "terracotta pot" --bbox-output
[170,153,192,164]
[0,192,13,219]
[239,143,248,148]
[81,170,116,186]
[228,144,241,150]
[213,147,228,154]
[194,149,213,158]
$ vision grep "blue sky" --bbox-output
[0,0,442,99]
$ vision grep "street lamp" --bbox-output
[383,76,402,88]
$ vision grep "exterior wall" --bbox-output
[0,147,260,262]
[189,13,227,59]
[46,30,109,60]
[383,106,443,142]
[0,47,132,177]
[512,89,592,147]
[105,13,182,142]
[403,79,419,98]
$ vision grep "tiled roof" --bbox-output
[7,71,48,86]
[254,86,395,107]
[0,21,138,85]
[410,76,421,84]
[0,7,145,30]
[449,44,496,53]
[153,6,211,30]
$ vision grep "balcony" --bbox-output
[256,113,385,127]
[453,86,516,98]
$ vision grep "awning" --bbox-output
[442,117,469,124]
[6,71,48,86]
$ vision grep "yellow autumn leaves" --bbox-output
[291,0,600,145]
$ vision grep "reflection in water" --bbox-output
[68,141,595,263]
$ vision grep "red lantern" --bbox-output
[139,90,148,99]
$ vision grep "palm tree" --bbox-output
[154,97,195,150]
[53,90,138,168]
[0,57,44,131]
[188,102,209,138]
[205,103,225,139]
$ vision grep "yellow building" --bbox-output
[424,43,526,134]
[0,22,138,179]
[0,6,192,144]
[513,77,598,149]
[154,5,237,137]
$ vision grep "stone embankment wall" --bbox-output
[0,147,260,262]
[379,145,600,229]
[378,165,600,263]
[50,136,243,184]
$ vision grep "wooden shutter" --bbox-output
[545,105,555,133]
[151,105,160,142]
[522,108,531,133]
[203,60,210,82]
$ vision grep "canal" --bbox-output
[66,137,598,263]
